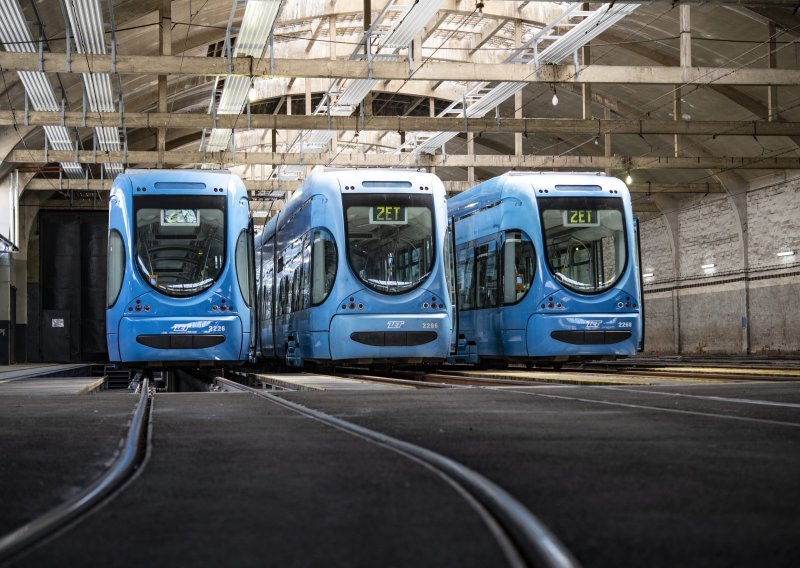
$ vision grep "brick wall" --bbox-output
[639,215,673,284]
[639,178,800,355]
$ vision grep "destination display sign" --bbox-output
[370,205,407,225]
[562,209,599,227]
[161,209,199,226]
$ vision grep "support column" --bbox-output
[673,87,682,157]
[722,175,752,354]
[429,97,436,175]
[581,7,592,121]
[679,5,691,82]
[604,107,611,176]
[0,250,10,364]
[467,132,475,184]
[329,15,338,153]
[768,22,778,121]
[514,20,523,156]
[157,0,171,160]
[652,195,682,354]
[329,15,337,60]
[676,5,690,159]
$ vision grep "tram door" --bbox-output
[446,219,458,354]
[633,218,645,352]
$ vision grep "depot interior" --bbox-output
[0,0,798,364]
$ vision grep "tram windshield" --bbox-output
[343,193,435,294]
[134,195,226,297]
[538,196,627,294]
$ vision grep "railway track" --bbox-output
[227,359,800,391]
[214,376,579,568]
[339,362,800,389]
[564,366,800,382]
[0,380,151,564]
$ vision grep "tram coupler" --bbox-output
[448,338,479,365]
[285,337,303,367]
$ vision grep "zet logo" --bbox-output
[585,320,602,329]
[386,320,406,329]
[171,321,212,333]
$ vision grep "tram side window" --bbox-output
[503,230,535,305]
[289,241,301,314]
[443,226,455,309]
[235,230,253,307]
[300,232,312,310]
[457,244,475,310]
[311,229,337,305]
[276,231,321,315]
[262,238,274,322]
[107,230,125,308]
[475,241,498,309]
[275,253,285,316]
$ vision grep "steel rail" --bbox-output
[337,372,453,389]
[0,380,152,563]
[579,369,798,382]
[435,366,800,384]
[214,376,580,568]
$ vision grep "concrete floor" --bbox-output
[3,377,799,567]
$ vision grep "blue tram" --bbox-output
[448,172,643,365]
[106,169,254,367]
[254,168,453,367]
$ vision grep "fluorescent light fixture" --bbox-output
[701,263,715,270]
[777,250,795,257]
[410,2,639,156]
[642,272,654,278]
[383,0,446,48]
[205,0,284,151]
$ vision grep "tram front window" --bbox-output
[134,195,226,297]
[343,193,435,294]
[538,195,627,294]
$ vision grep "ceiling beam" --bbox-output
[469,18,510,55]
[23,178,720,195]
[1,52,799,85]
[7,111,800,137]
[9,150,800,170]
[23,178,300,191]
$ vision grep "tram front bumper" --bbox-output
[117,316,244,363]
[527,313,639,357]
[329,313,451,362]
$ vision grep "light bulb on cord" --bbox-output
[551,91,559,106]
[625,173,633,185]
[248,80,257,102]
